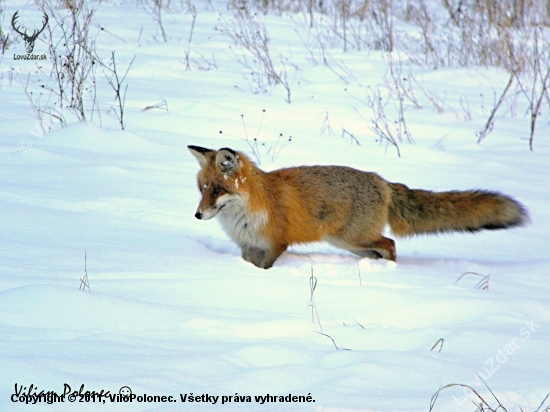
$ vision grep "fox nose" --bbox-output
[195,212,203,220]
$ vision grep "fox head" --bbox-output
[188,145,244,220]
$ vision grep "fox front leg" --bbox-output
[241,245,286,269]
[241,245,266,268]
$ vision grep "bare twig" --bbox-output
[314,330,352,351]
[477,72,515,144]
[39,0,98,124]
[342,128,360,146]
[145,0,168,42]
[314,331,339,350]
[95,51,136,130]
[263,133,291,163]
[141,99,168,113]
[364,86,401,157]
[454,272,490,290]
[320,111,334,136]
[534,393,549,412]
[79,252,91,292]
[429,380,503,412]
[430,338,444,353]
[216,10,293,102]
[184,3,197,70]
[308,267,322,332]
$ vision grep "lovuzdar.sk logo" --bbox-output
[11,10,48,54]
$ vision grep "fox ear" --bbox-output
[188,145,214,168]
[216,148,240,175]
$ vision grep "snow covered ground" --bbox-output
[0,1,549,411]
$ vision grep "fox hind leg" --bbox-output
[351,236,396,261]
[326,235,396,261]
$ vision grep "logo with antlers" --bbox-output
[11,11,49,54]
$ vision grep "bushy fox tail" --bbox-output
[387,183,529,237]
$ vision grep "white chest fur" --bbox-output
[216,194,270,249]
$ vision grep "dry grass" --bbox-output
[38,0,98,124]
[230,0,549,148]
[431,380,549,411]
[216,8,294,102]
[237,0,549,71]
[454,272,491,290]
[430,379,506,411]
[430,338,445,353]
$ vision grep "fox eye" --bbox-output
[213,186,222,195]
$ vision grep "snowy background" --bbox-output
[0,0,549,410]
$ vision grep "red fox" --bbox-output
[188,145,529,269]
